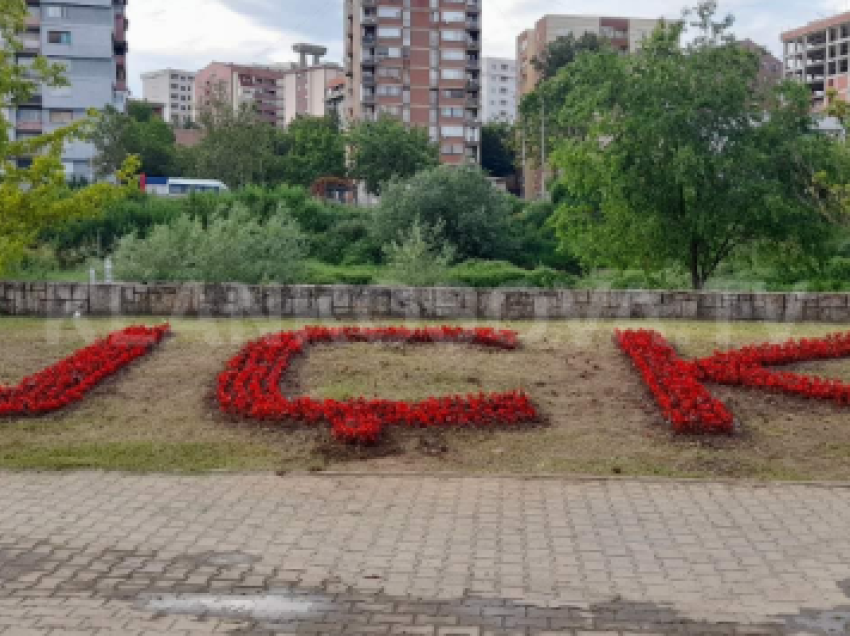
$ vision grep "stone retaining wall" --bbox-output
[1,282,849,322]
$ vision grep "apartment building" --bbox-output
[481,56,517,123]
[739,39,783,88]
[9,0,129,181]
[344,0,483,165]
[194,63,283,127]
[517,14,664,198]
[783,12,850,107]
[273,44,345,127]
[141,68,196,126]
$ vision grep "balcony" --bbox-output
[466,58,480,69]
[466,38,481,51]
[362,73,376,86]
[362,13,377,26]
[466,18,480,31]
[22,38,40,53]
[466,78,480,91]
[15,120,42,133]
[362,93,376,104]
[361,54,377,67]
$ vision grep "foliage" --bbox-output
[511,200,580,271]
[380,219,455,286]
[113,205,307,284]
[0,0,138,275]
[549,1,850,289]
[90,102,179,178]
[347,115,439,195]
[447,260,575,288]
[481,122,517,178]
[374,166,518,262]
[532,32,609,82]
[182,93,277,188]
[274,115,345,187]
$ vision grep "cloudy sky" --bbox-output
[128,0,850,96]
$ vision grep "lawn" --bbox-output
[1,317,850,480]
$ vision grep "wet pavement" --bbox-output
[1,472,850,634]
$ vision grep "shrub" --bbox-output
[113,205,307,284]
[447,260,576,288]
[380,219,456,286]
[373,165,519,262]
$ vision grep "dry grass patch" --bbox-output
[1,317,849,479]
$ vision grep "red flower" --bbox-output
[217,326,539,445]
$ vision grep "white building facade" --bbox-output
[481,57,517,123]
[141,68,196,126]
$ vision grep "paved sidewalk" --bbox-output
[0,473,849,635]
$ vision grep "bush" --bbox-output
[373,165,519,262]
[113,205,307,284]
[447,260,576,288]
[301,261,378,285]
[380,220,455,286]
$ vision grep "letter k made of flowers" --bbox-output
[616,330,850,434]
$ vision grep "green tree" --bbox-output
[532,32,608,82]
[550,1,849,289]
[374,165,517,261]
[0,0,137,274]
[348,115,439,195]
[183,93,276,188]
[91,102,179,178]
[274,115,345,187]
[481,122,517,178]
[381,218,455,286]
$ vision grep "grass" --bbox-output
[1,317,850,479]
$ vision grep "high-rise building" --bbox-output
[344,0,483,165]
[141,69,196,127]
[481,57,517,123]
[273,44,345,128]
[782,12,850,108]
[738,40,783,88]
[516,14,664,199]
[9,0,129,182]
[194,63,284,127]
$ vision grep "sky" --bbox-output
[128,0,850,97]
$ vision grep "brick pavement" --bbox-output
[0,472,849,635]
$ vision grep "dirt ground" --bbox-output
[1,316,850,480]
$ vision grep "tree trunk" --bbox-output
[690,239,703,290]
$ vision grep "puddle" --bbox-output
[142,593,315,620]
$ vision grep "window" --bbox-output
[377,6,402,18]
[442,89,464,99]
[17,109,41,122]
[441,49,465,61]
[44,6,67,18]
[442,11,464,22]
[441,68,464,80]
[49,110,74,124]
[377,84,402,97]
[378,26,402,38]
[441,30,465,42]
[441,143,463,155]
[440,125,464,137]
[47,31,71,45]
[441,107,464,118]
[378,67,401,79]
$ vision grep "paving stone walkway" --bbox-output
[1,472,850,635]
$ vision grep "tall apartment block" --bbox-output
[194,63,283,127]
[517,14,663,198]
[10,0,129,181]
[141,68,196,126]
[481,56,517,123]
[274,44,345,128]
[344,0,483,165]
[782,12,850,107]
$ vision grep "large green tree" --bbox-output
[91,101,179,178]
[348,115,439,195]
[0,0,136,274]
[481,122,517,179]
[550,0,849,289]
[274,115,345,187]
[532,32,608,82]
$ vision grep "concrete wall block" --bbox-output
[389,287,422,319]
[818,295,850,308]
[89,284,122,316]
[313,287,334,318]
[0,299,12,315]
[819,307,850,322]
[478,290,505,320]
[504,290,535,320]
[290,286,315,318]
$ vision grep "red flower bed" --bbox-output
[617,329,850,434]
[614,330,734,434]
[0,325,170,416]
[217,326,538,445]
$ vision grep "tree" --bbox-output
[381,218,455,286]
[91,102,179,178]
[549,0,849,289]
[274,115,345,187]
[183,93,276,188]
[0,0,137,274]
[532,32,608,82]
[348,115,439,195]
[481,122,517,178]
[373,165,518,261]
